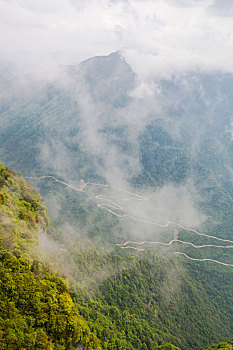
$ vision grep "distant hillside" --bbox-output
[1,53,233,248]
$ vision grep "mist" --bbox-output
[1,0,233,77]
[0,52,231,244]
[1,3,233,350]
[0,0,233,275]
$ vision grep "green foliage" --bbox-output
[0,249,101,350]
[203,338,233,350]
[52,239,232,350]
[0,100,233,348]
[137,123,189,187]
[153,344,181,350]
[0,163,101,349]
[0,191,8,204]
[0,60,233,350]
[93,251,233,350]
[0,162,49,255]
[0,154,232,349]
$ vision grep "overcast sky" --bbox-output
[1,0,233,77]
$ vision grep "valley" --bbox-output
[26,174,233,267]
[0,51,233,349]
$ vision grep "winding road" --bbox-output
[25,175,233,267]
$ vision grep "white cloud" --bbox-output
[209,0,233,17]
[0,0,233,77]
[120,0,233,79]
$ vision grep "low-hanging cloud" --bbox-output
[1,0,233,79]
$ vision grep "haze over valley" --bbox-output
[0,1,233,349]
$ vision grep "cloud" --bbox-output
[0,0,233,79]
[209,0,233,17]
[119,0,233,79]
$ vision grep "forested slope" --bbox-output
[0,162,100,349]
[0,163,232,350]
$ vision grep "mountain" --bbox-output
[1,52,233,249]
[0,160,232,350]
[0,51,233,349]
